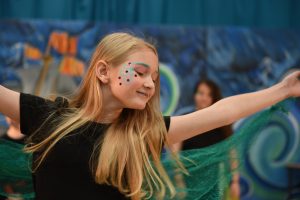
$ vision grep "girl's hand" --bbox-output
[281,71,300,98]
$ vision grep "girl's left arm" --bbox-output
[167,71,300,144]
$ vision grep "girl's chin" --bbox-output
[120,98,148,110]
[127,102,147,110]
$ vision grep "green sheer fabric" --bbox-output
[155,104,280,199]
[0,102,286,199]
[0,139,34,199]
[150,102,281,200]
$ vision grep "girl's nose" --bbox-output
[143,77,155,89]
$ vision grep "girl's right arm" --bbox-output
[0,85,20,123]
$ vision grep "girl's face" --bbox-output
[194,83,213,110]
[109,49,159,109]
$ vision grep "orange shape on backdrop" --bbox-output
[48,32,69,54]
[68,37,78,56]
[48,32,78,56]
[59,56,85,77]
[24,44,42,60]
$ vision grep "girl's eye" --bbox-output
[136,71,144,76]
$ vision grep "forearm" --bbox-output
[214,82,289,124]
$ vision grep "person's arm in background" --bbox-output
[4,117,25,141]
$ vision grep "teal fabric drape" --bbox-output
[0,0,299,28]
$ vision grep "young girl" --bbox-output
[0,32,300,200]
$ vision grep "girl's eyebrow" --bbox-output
[134,62,150,68]
[134,62,159,74]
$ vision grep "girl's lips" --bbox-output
[136,91,149,98]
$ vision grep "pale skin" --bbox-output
[0,49,300,146]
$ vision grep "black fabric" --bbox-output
[19,93,170,200]
[163,115,170,131]
[182,128,229,150]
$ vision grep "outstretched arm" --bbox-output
[167,71,300,144]
[0,85,20,123]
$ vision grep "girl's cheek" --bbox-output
[117,62,138,86]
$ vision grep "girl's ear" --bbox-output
[95,60,110,84]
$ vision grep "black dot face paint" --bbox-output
[118,62,135,86]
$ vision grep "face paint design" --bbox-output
[118,62,135,86]
[118,62,151,86]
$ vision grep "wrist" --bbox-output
[275,82,290,99]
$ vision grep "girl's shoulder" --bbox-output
[19,93,68,136]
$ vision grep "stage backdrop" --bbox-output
[0,20,300,200]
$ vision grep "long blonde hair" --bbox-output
[25,32,184,199]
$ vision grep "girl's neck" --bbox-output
[97,108,123,123]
